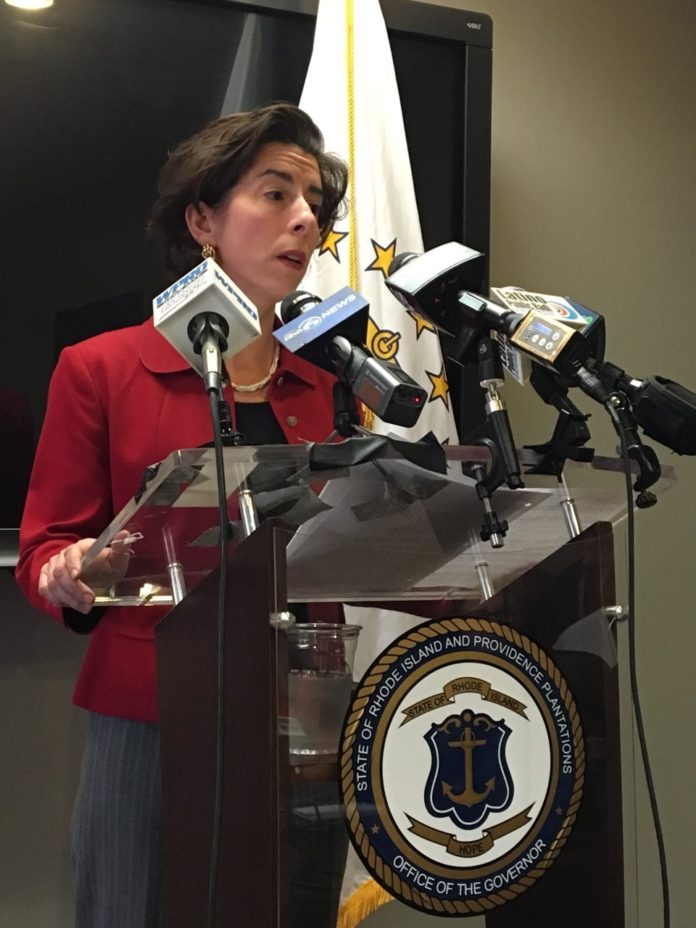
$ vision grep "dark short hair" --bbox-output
[148,102,348,276]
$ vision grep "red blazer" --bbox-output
[16,318,338,722]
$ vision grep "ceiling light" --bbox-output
[5,0,54,9]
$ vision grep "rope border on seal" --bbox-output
[340,617,586,915]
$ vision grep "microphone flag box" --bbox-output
[490,287,600,384]
[152,259,261,374]
[273,286,370,373]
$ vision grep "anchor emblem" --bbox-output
[424,709,513,829]
[442,715,497,806]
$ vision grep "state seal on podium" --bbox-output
[340,617,585,915]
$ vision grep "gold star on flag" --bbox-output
[365,238,397,278]
[319,228,349,262]
[426,366,450,409]
[408,309,436,339]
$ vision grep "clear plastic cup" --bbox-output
[286,623,361,756]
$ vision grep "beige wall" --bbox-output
[371,1,695,925]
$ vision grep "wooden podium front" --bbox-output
[476,522,624,928]
[156,523,624,927]
[156,523,287,928]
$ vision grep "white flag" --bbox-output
[299,1,459,924]
[300,0,456,446]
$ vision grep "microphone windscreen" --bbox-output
[279,290,320,324]
[634,376,696,455]
[387,252,418,276]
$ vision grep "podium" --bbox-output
[85,442,675,927]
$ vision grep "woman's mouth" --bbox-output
[278,251,305,270]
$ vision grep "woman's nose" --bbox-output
[291,197,319,234]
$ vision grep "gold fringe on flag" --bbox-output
[345,0,358,293]
[360,404,375,431]
[337,878,393,928]
[344,0,373,435]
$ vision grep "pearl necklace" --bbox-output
[229,343,280,393]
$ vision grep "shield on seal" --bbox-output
[424,710,513,829]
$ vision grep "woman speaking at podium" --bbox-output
[16,103,348,928]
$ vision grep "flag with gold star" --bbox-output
[299,0,457,447]
[299,1,458,925]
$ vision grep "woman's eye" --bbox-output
[265,190,284,201]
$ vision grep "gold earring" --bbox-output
[201,243,216,261]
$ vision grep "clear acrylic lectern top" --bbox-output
[81,441,674,608]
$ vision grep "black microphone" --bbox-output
[595,364,696,455]
[386,242,488,344]
[386,242,592,379]
[275,287,427,428]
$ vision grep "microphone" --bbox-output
[386,242,488,343]
[275,287,427,428]
[386,243,592,379]
[489,287,606,385]
[388,244,696,467]
[277,286,369,363]
[594,364,696,455]
[153,258,261,392]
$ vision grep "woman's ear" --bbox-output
[184,202,215,247]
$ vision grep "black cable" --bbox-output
[615,417,670,927]
[205,387,230,928]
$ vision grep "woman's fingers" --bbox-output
[38,541,97,613]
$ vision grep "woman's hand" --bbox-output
[38,533,131,614]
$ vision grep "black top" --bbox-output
[234,402,286,446]
[233,401,312,623]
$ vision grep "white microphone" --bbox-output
[153,258,262,391]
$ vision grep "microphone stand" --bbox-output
[573,365,661,508]
[216,397,259,538]
[525,364,596,538]
[195,329,262,928]
[326,377,373,441]
[192,313,261,535]
[526,364,595,471]
[457,332,524,549]
[604,393,660,509]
